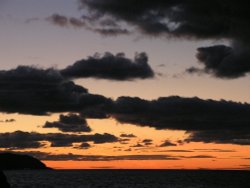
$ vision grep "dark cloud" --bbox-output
[0,60,153,115]
[187,44,250,79]
[61,52,155,81]
[43,114,91,133]
[193,149,236,152]
[182,155,215,159]
[79,0,249,39]
[0,131,118,149]
[0,119,15,123]
[0,66,112,115]
[0,131,46,149]
[80,108,109,119]
[47,14,85,28]
[142,139,153,145]
[77,142,91,149]
[159,140,177,147]
[119,138,130,145]
[156,150,194,153]
[120,134,136,138]
[185,130,250,145]
[131,143,144,148]
[79,0,250,79]
[111,96,250,131]
[107,96,250,145]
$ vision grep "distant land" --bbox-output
[0,153,51,170]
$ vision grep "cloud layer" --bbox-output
[0,131,118,149]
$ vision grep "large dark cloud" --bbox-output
[111,96,250,131]
[43,114,91,133]
[0,131,118,149]
[103,96,250,145]
[79,0,250,79]
[0,53,155,114]
[79,0,249,40]
[0,66,112,115]
[61,52,154,80]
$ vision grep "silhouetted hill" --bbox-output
[0,153,51,170]
[0,171,10,187]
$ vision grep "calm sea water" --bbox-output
[4,170,250,188]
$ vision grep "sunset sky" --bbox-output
[0,0,250,170]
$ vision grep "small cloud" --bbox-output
[120,133,136,138]
[159,140,177,147]
[43,114,91,133]
[0,119,16,123]
[47,14,85,28]
[142,139,153,145]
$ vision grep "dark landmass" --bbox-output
[0,153,51,170]
[0,171,10,187]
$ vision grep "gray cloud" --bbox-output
[61,52,155,81]
[46,14,85,28]
[46,14,130,36]
[43,114,91,133]
[92,28,130,36]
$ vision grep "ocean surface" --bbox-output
[4,170,250,188]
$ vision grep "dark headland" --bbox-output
[0,153,51,170]
[0,153,51,187]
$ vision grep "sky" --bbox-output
[0,0,250,170]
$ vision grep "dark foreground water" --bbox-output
[4,170,250,188]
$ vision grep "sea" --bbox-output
[4,170,250,188]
